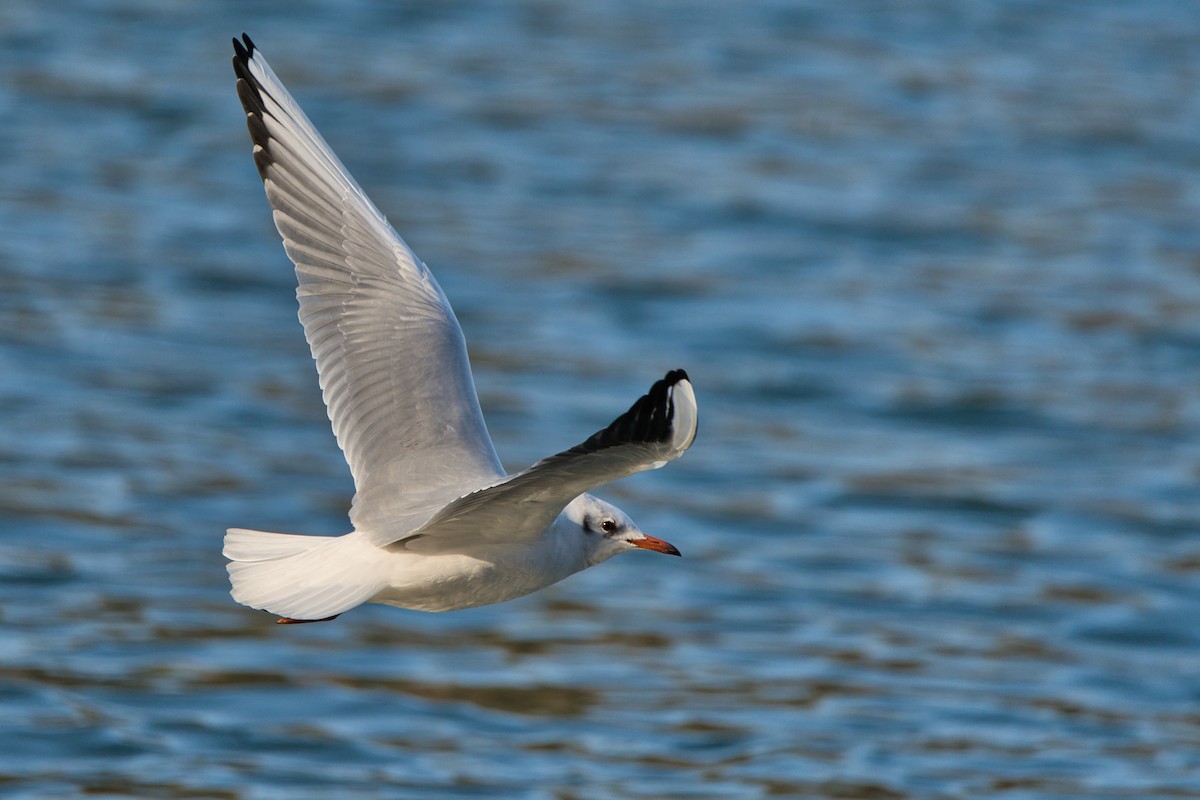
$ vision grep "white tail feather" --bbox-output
[223,529,383,620]
[224,528,331,562]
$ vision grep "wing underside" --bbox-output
[232,35,503,532]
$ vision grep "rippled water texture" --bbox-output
[4,2,1200,798]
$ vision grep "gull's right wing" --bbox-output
[384,370,698,552]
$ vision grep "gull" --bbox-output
[223,35,698,624]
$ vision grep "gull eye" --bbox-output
[599,518,618,534]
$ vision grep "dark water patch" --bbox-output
[880,393,1064,436]
[824,488,1036,524]
[325,676,598,718]
[0,547,77,586]
[1071,617,1200,650]
[69,776,240,800]
[351,624,672,657]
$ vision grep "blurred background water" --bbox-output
[3,1,1200,798]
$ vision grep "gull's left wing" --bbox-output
[231,35,506,533]
[373,370,698,552]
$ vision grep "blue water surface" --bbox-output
[4,2,1200,798]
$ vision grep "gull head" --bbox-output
[565,494,680,567]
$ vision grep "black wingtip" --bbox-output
[231,34,255,88]
[571,369,692,455]
[231,33,269,173]
[232,33,255,60]
[663,368,689,386]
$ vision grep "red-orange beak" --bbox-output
[629,534,681,557]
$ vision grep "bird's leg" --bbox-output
[275,615,339,624]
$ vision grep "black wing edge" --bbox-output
[568,369,690,456]
[230,33,274,179]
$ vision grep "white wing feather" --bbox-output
[233,36,504,533]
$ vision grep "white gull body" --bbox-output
[223,35,698,623]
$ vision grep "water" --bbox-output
[4,2,1200,797]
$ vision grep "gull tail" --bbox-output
[223,529,382,622]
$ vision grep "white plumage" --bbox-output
[225,35,697,623]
